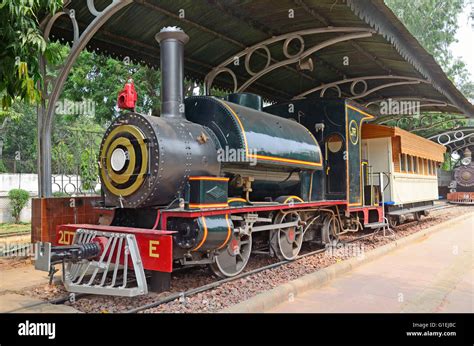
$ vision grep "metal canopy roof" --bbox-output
[44,0,474,117]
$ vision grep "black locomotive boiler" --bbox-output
[36,26,399,296]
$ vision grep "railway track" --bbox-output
[0,231,31,239]
[123,208,457,313]
[123,225,402,314]
[125,246,328,313]
[4,244,328,314]
[3,203,460,313]
[3,293,86,313]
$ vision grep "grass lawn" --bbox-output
[0,223,31,234]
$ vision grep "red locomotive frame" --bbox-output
[52,200,383,275]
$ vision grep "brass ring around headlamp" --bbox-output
[100,124,148,197]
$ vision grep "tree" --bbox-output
[0,101,38,172]
[385,0,474,101]
[0,0,63,108]
[383,0,472,143]
[8,188,30,223]
[58,45,162,123]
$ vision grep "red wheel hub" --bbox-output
[287,227,295,242]
[230,238,240,255]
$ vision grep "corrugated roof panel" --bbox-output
[43,0,473,116]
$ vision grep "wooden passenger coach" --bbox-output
[362,124,446,225]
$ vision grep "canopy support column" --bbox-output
[37,0,133,197]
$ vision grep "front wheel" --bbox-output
[270,211,304,260]
[210,230,252,278]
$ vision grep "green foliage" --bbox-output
[0,101,38,172]
[0,101,106,174]
[8,188,30,223]
[80,149,98,192]
[441,152,453,171]
[381,113,467,138]
[384,0,473,140]
[0,0,63,108]
[385,0,474,101]
[57,44,163,123]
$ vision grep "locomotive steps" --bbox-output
[222,212,474,313]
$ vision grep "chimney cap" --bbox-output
[155,26,189,44]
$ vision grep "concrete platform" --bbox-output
[0,261,77,313]
[268,213,473,313]
[0,265,52,292]
[0,293,79,313]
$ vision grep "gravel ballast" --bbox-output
[8,205,472,313]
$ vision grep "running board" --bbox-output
[387,205,435,216]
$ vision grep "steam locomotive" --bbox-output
[35,27,435,297]
[447,148,474,204]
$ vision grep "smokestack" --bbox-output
[155,26,189,119]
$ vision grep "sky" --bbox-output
[450,2,474,79]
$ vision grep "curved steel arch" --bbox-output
[38,0,133,197]
[375,112,467,132]
[365,96,457,109]
[365,96,462,129]
[448,142,474,154]
[428,128,474,147]
[203,27,375,95]
[292,75,429,100]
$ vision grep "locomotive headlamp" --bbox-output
[110,147,128,172]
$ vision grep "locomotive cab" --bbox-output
[264,98,375,206]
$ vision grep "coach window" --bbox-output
[400,154,406,172]
[428,160,433,175]
[414,156,418,173]
[424,159,428,175]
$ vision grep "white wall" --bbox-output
[0,173,99,223]
[0,174,37,223]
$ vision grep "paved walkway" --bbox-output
[0,263,78,313]
[269,213,474,313]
